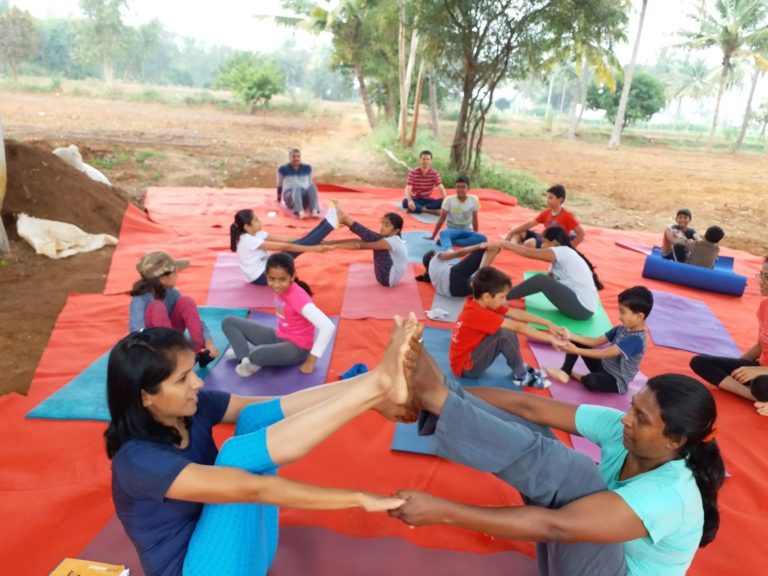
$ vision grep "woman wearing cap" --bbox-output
[130,252,218,367]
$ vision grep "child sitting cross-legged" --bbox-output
[546,286,653,393]
[450,266,568,388]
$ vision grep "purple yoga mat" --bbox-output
[528,341,647,463]
[340,262,426,320]
[645,290,740,357]
[79,516,537,576]
[206,252,276,308]
[204,311,338,396]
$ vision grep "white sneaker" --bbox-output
[311,209,321,217]
[325,203,339,228]
[235,358,262,377]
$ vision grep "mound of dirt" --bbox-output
[0,142,136,396]
[3,141,132,235]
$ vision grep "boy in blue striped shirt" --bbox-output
[547,286,653,393]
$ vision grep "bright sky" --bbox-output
[11,0,711,62]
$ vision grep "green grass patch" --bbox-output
[369,126,547,210]
[89,151,132,170]
[135,150,166,164]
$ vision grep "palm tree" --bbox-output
[608,0,648,150]
[663,57,718,128]
[733,48,768,151]
[680,0,768,142]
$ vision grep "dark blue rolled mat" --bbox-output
[641,247,746,296]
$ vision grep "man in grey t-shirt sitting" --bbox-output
[277,148,320,219]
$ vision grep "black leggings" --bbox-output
[561,348,621,393]
[448,250,485,297]
[690,355,768,401]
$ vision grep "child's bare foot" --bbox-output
[545,367,570,384]
[332,200,353,227]
[375,313,419,406]
[755,401,768,417]
[404,328,448,415]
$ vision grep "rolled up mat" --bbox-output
[642,247,746,296]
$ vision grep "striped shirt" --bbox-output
[601,326,646,393]
[407,168,442,199]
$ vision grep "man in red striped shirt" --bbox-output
[402,150,446,215]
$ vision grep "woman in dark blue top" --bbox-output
[106,322,416,576]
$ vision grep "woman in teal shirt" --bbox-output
[391,333,725,576]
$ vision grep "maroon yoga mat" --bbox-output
[77,516,538,576]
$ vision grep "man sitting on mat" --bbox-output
[450,266,567,388]
[546,286,652,394]
[277,148,320,219]
[402,150,446,215]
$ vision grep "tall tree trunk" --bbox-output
[11,61,17,83]
[397,2,407,140]
[760,121,767,141]
[354,64,377,130]
[0,122,9,253]
[545,69,556,121]
[428,64,440,139]
[733,67,760,153]
[608,0,648,150]
[450,73,474,171]
[709,59,729,141]
[567,57,589,139]
[409,59,426,146]
[399,26,419,143]
[103,56,115,84]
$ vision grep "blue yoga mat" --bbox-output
[402,231,438,264]
[204,311,338,396]
[391,421,437,456]
[642,247,746,296]
[27,306,249,421]
[422,326,522,390]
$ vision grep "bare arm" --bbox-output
[437,243,487,261]
[404,184,413,201]
[391,490,647,544]
[558,341,621,360]
[265,233,298,243]
[437,183,447,198]
[221,395,274,424]
[472,210,479,232]
[567,333,608,347]
[499,241,556,263]
[428,210,449,239]
[571,225,585,247]
[328,238,392,251]
[167,464,402,512]
[468,386,580,433]
[504,219,537,241]
[741,340,762,362]
[260,240,331,253]
[500,318,562,347]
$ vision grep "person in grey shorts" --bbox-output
[388,330,725,576]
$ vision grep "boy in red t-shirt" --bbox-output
[505,184,585,248]
[450,266,567,388]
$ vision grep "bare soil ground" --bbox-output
[1,90,767,395]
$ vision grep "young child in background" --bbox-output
[661,208,699,261]
[450,266,568,388]
[426,175,486,249]
[129,251,217,367]
[230,206,337,285]
[686,225,724,268]
[546,286,653,393]
[223,253,336,377]
[504,184,585,248]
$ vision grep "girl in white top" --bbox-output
[229,207,338,284]
[323,202,408,287]
[501,226,603,320]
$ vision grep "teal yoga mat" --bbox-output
[522,271,612,338]
[27,306,249,422]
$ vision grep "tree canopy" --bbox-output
[0,6,39,82]
[215,53,286,112]
[587,71,666,128]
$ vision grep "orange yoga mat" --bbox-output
[1,185,766,576]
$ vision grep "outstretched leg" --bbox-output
[506,274,593,320]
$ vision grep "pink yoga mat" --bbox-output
[528,341,646,463]
[206,252,276,308]
[79,516,537,576]
[614,239,653,256]
[340,262,426,320]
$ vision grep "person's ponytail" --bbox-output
[415,250,436,284]
[294,277,313,296]
[686,439,725,547]
[231,209,255,252]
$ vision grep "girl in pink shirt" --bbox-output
[222,253,335,376]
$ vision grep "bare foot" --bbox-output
[404,327,448,415]
[375,313,420,406]
[333,200,353,227]
[545,367,570,384]
[755,401,768,417]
